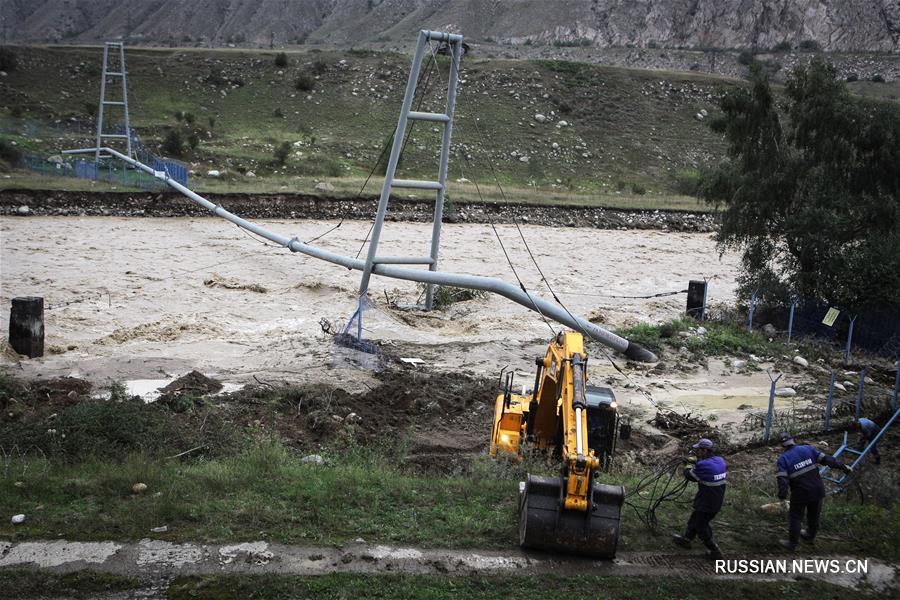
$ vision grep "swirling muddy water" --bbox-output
[2,216,782,427]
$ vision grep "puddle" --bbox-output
[93,376,243,403]
[126,378,176,403]
[675,393,775,411]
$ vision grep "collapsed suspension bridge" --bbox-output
[63,31,657,363]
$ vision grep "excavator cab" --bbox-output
[490,332,625,558]
[585,385,619,469]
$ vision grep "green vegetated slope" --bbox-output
[1,45,736,206]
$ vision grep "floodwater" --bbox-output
[1,215,755,419]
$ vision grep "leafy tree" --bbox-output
[702,60,900,309]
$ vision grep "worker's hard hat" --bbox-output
[692,438,715,450]
[779,432,796,447]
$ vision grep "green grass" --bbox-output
[615,317,779,356]
[0,443,517,548]
[2,169,710,211]
[2,442,898,562]
[0,44,738,203]
[0,569,140,599]
[165,574,873,600]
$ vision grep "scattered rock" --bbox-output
[11,514,25,525]
[533,113,547,123]
[150,525,168,533]
[792,356,809,368]
[762,324,777,337]
[301,454,324,465]
[732,359,747,369]
[206,170,221,177]
[16,205,30,216]
[775,387,797,397]
[519,156,530,163]
[843,380,855,388]
[834,383,847,392]
[315,181,336,192]
[132,482,148,494]
[696,326,707,336]
[246,171,256,177]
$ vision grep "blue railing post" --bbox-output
[894,361,899,411]
[748,291,759,333]
[764,371,782,443]
[855,367,866,419]
[824,371,836,432]
[845,315,857,364]
[787,301,796,344]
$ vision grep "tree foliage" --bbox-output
[702,60,900,309]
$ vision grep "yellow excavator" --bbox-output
[490,331,624,558]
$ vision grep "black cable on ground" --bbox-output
[623,456,691,531]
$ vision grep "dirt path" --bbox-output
[1,539,895,592]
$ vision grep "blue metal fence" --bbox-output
[22,125,189,191]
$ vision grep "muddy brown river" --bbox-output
[1,216,804,434]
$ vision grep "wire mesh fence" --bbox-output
[19,123,188,191]
[747,296,900,360]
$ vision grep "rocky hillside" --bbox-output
[2,0,898,52]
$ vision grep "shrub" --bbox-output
[187,133,199,150]
[772,41,792,52]
[161,130,184,157]
[0,139,23,168]
[871,74,885,83]
[83,101,97,118]
[311,59,328,75]
[274,52,288,67]
[208,116,216,128]
[737,50,755,66]
[295,72,315,91]
[631,183,647,195]
[846,73,859,83]
[273,141,291,165]
[174,111,183,122]
[273,107,284,119]
[0,46,17,72]
[673,169,701,196]
[183,112,196,125]
[799,39,821,52]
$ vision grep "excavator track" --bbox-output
[519,474,624,558]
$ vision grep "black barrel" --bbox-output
[8,296,44,358]
[519,474,624,558]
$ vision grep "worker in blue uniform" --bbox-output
[776,432,852,550]
[672,438,726,559]
[851,417,881,465]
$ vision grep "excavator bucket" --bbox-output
[518,474,624,558]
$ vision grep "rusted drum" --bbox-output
[519,474,624,558]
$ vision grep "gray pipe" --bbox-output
[96,147,657,362]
